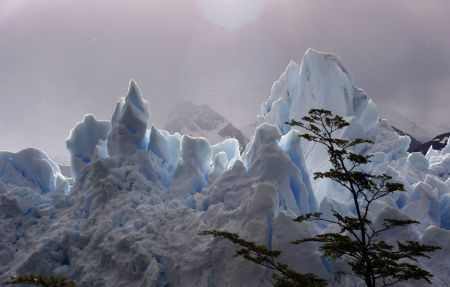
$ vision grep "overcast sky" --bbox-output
[1,0,449,156]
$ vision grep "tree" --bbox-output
[202,109,440,287]
[200,230,327,287]
[287,109,440,287]
[1,275,77,287]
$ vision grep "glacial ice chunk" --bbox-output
[404,182,440,230]
[440,194,450,229]
[208,152,228,184]
[170,135,213,200]
[260,49,379,136]
[147,126,182,185]
[242,123,317,214]
[66,114,111,179]
[0,149,68,193]
[242,123,281,170]
[107,80,150,158]
[211,138,240,168]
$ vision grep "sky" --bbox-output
[0,0,450,157]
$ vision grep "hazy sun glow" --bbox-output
[197,0,267,30]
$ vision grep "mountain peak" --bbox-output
[165,101,248,151]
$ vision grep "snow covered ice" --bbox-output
[1,49,450,286]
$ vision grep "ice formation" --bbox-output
[0,148,68,194]
[107,80,151,158]
[66,114,111,179]
[1,49,450,286]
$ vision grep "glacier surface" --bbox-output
[0,49,449,286]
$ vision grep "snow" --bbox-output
[1,50,450,286]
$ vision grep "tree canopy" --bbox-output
[202,109,440,287]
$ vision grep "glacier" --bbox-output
[0,49,449,286]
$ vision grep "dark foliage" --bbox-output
[201,109,439,287]
[2,275,77,287]
[199,230,327,287]
[288,109,440,287]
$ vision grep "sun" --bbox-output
[197,0,267,30]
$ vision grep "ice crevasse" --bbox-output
[0,50,449,286]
